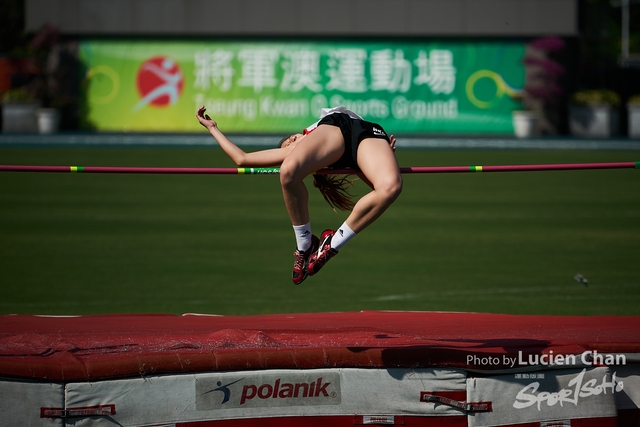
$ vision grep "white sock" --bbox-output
[331,222,356,251]
[293,223,313,252]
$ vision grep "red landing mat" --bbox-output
[1,311,638,382]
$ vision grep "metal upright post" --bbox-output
[622,0,630,66]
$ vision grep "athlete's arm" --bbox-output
[196,105,291,167]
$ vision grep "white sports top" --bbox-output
[303,106,363,135]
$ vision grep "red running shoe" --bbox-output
[291,235,319,285]
[308,229,338,276]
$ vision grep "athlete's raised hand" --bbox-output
[196,105,217,130]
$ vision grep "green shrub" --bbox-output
[571,89,620,106]
[1,87,35,103]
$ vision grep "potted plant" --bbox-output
[628,95,640,139]
[29,24,62,134]
[512,37,566,138]
[511,106,538,139]
[1,24,63,134]
[1,86,39,133]
[569,89,620,138]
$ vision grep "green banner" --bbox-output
[79,39,525,134]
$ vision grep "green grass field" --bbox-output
[1,146,639,316]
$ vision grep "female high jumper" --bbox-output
[196,105,402,285]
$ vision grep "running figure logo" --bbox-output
[201,379,243,404]
[133,56,184,112]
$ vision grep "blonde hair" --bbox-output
[313,174,357,211]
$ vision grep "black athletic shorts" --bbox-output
[317,113,391,170]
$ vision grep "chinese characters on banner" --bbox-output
[191,47,458,127]
[194,48,455,94]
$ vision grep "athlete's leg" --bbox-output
[345,138,403,232]
[308,138,401,276]
[279,125,345,226]
[281,125,345,284]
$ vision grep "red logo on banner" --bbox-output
[134,56,184,110]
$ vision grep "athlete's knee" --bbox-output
[279,159,304,188]
[377,175,403,204]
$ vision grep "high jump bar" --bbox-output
[0,162,638,175]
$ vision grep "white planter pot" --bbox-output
[628,104,640,139]
[1,102,39,133]
[36,108,60,134]
[569,105,619,138]
[512,110,538,138]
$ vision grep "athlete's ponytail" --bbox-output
[313,174,357,212]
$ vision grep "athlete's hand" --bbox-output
[389,135,397,152]
[196,105,218,130]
